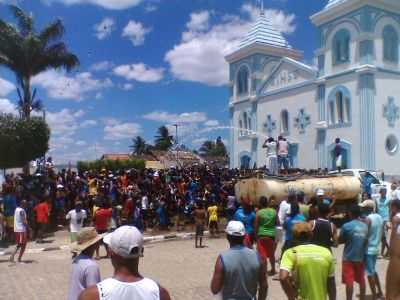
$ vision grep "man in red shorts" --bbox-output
[93,202,112,259]
[10,200,28,263]
[339,205,368,300]
[255,196,278,275]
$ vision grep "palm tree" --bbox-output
[199,140,216,156]
[154,126,173,151]
[0,5,79,120]
[130,136,148,156]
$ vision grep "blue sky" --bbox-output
[0,0,328,163]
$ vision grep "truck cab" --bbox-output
[329,169,391,200]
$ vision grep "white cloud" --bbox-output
[90,61,114,72]
[113,63,164,83]
[187,11,210,32]
[143,111,207,124]
[80,119,97,128]
[191,137,207,147]
[46,109,85,136]
[165,5,296,86]
[75,140,87,146]
[144,3,157,13]
[204,119,219,127]
[122,20,151,46]
[101,117,120,126]
[0,98,17,115]
[32,70,113,101]
[94,17,115,40]
[42,0,142,10]
[0,78,15,97]
[104,122,141,140]
[121,83,134,90]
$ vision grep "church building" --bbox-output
[227,0,400,176]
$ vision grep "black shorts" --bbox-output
[196,225,204,236]
[209,221,218,230]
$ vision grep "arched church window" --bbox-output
[329,89,351,125]
[243,112,248,131]
[239,119,243,136]
[280,110,289,134]
[332,29,350,65]
[383,25,399,63]
[237,66,249,96]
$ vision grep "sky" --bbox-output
[0,0,328,164]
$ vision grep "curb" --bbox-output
[0,231,211,256]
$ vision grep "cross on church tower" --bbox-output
[257,0,264,15]
[294,108,311,133]
[263,114,276,137]
[383,97,399,127]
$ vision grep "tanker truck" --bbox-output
[235,173,363,212]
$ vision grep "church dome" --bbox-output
[237,11,292,51]
[325,0,347,9]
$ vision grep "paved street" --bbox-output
[0,236,390,300]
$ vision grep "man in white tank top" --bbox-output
[79,226,171,300]
[10,200,28,263]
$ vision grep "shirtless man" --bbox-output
[193,202,207,248]
[386,200,400,300]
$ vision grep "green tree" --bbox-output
[214,136,228,157]
[199,136,227,157]
[0,5,79,119]
[130,136,149,155]
[154,126,173,151]
[199,140,215,156]
[0,114,50,169]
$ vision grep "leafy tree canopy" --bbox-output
[0,114,50,169]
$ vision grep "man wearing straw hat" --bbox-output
[68,227,104,300]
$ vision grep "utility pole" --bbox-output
[173,124,179,168]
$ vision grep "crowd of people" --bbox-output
[2,165,400,299]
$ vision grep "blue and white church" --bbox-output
[227,0,400,176]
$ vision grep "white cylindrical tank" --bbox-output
[235,175,362,205]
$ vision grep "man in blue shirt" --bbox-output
[3,187,17,242]
[234,198,256,248]
[360,200,384,300]
[339,205,368,300]
[375,188,390,257]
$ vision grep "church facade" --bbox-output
[227,0,400,176]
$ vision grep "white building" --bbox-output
[227,0,400,176]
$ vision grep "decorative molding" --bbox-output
[294,108,311,134]
[263,114,277,137]
[359,73,376,170]
[383,97,400,127]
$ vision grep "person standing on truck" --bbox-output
[375,188,390,257]
[277,136,289,175]
[334,138,343,172]
[262,138,278,176]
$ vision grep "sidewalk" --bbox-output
[0,228,209,256]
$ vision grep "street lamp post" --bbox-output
[173,124,179,168]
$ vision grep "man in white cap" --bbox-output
[210,221,268,300]
[79,225,171,300]
[68,227,103,300]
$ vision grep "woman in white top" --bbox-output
[263,137,278,175]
